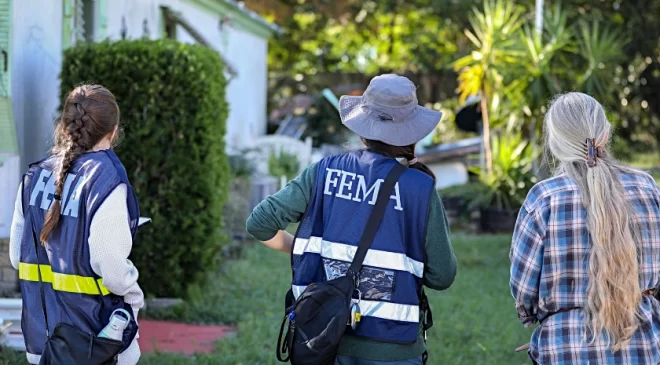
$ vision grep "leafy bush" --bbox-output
[60,40,230,297]
[467,130,538,211]
[228,147,258,179]
[268,149,300,182]
[303,94,348,147]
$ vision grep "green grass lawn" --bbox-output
[144,234,533,364]
[0,234,532,364]
[651,170,660,185]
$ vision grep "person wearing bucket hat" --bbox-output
[247,74,457,365]
[339,74,443,147]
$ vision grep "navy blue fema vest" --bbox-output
[291,150,434,344]
[20,150,140,357]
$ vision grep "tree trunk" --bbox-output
[480,94,493,173]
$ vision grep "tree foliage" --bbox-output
[260,0,660,150]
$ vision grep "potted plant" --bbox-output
[438,183,479,219]
[467,130,538,233]
[268,149,300,185]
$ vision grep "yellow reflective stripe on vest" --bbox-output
[18,263,110,296]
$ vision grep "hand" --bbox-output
[515,343,530,352]
[262,230,294,253]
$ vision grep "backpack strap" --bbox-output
[348,163,407,276]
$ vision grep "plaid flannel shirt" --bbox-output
[510,171,660,365]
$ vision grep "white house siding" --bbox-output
[174,1,268,151]
[223,28,268,151]
[2,0,63,239]
[106,0,270,152]
[11,0,63,170]
[105,0,162,40]
[0,155,19,238]
[7,0,272,172]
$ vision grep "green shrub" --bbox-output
[268,149,300,181]
[228,147,258,180]
[60,40,230,297]
[467,130,538,211]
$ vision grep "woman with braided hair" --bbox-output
[9,84,143,364]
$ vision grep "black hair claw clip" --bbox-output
[586,138,597,168]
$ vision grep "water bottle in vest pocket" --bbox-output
[98,309,131,341]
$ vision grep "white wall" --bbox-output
[5,0,270,211]
[224,28,268,151]
[105,0,270,151]
[89,0,271,152]
[175,1,268,151]
[1,1,271,240]
[11,0,63,169]
[105,0,162,40]
[0,155,20,238]
[10,0,271,169]
[3,0,64,238]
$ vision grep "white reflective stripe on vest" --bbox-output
[292,285,419,323]
[292,284,307,298]
[292,237,424,278]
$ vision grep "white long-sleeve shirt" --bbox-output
[10,182,143,365]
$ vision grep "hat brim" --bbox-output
[339,95,443,147]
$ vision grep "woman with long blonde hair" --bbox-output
[510,92,660,364]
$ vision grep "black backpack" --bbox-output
[276,163,407,365]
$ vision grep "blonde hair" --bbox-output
[545,92,641,351]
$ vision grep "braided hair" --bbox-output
[40,85,120,243]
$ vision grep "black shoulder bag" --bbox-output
[276,163,407,365]
[29,223,125,365]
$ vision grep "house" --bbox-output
[0,0,279,292]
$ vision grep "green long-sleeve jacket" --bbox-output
[246,161,457,361]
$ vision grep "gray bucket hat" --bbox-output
[339,74,442,147]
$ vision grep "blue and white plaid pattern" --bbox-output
[510,172,660,364]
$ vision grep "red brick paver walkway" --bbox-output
[138,319,235,355]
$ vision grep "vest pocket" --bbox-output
[322,259,395,301]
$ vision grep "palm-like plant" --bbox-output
[504,4,575,178]
[575,20,628,103]
[513,4,573,116]
[453,0,525,173]
[468,128,539,211]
